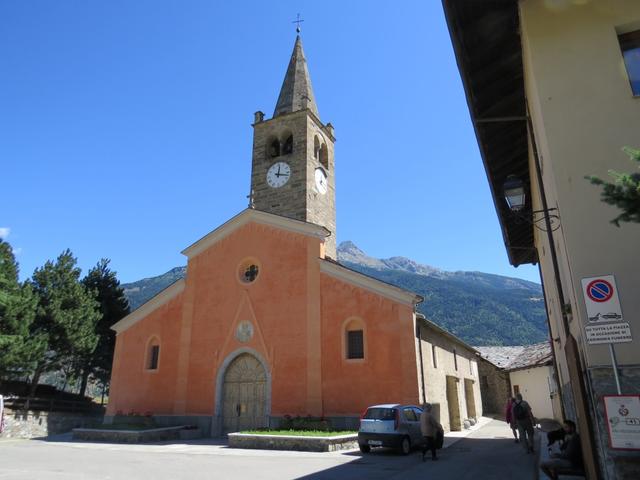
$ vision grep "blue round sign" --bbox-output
[586,279,613,303]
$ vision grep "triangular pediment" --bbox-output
[181,209,330,260]
[219,290,271,365]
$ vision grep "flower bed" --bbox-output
[72,426,184,443]
[228,431,358,452]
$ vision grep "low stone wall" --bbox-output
[72,426,184,443]
[228,433,358,452]
[1,408,103,439]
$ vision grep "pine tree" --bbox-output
[27,250,100,401]
[0,240,43,382]
[586,147,640,226]
[78,259,130,398]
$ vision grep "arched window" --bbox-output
[268,138,280,158]
[282,134,293,155]
[145,336,161,371]
[314,136,320,159]
[343,318,365,360]
[319,144,329,169]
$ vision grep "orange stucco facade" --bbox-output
[107,210,421,433]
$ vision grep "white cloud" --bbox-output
[0,227,9,239]
[12,247,22,255]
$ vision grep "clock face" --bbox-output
[315,167,328,194]
[266,162,291,188]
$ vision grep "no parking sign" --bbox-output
[581,274,624,324]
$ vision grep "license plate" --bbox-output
[368,440,383,446]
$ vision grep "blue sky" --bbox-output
[1,1,540,284]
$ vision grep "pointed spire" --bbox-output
[273,36,319,118]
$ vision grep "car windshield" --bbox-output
[363,408,397,420]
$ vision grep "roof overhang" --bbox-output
[416,313,479,354]
[112,279,185,334]
[442,0,536,266]
[182,209,331,260]
[319,259,423,307]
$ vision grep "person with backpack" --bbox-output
[512,393,535,453]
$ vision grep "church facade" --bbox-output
[106,36,482,436]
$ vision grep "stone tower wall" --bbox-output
[250,109,336,258]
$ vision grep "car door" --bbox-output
[412,407,425,443]
[402,407,421,444]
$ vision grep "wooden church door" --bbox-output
[222,353,267,433]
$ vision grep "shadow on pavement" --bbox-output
[294,435,538,480]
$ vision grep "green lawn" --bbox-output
[240,430,357,437]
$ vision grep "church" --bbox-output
[106,35,482,436]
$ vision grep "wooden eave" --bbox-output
[442,0,536,266]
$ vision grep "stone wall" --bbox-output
[477,357,510,415]
[1,408,103,439]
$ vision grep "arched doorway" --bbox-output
[221,353,267,433]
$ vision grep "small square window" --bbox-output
[618,30,640,96]
[148,345,160,370]
[347,330,364,359]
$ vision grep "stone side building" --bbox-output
[476,356,511,415]
[477,343,561,421]
[416,316,483,432]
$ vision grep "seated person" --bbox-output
[541,420,583,480]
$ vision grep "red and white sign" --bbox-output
[581,275,624,325]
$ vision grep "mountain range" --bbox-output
[121,241,548,346]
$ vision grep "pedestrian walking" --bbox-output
[512,393,535,453]
[505,396,519,443]
[420,403,443,461]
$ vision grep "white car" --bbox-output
[357,404,424,455]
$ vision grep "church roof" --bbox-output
[181,209,330,259]
[273,35,319,118]
[320,258,423,307]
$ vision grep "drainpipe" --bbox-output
[416,319,427,404]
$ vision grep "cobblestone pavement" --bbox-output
[0,419,537,480]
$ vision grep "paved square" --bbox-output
[0,419,536,480]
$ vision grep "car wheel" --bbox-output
[359,444,371,454]
[399,436,411,455]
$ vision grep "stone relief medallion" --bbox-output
[235,321,254,343]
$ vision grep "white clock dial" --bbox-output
[266,162,291,188]
[315,167,328,194]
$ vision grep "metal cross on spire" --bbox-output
[292,13,304,33]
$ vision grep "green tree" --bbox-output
[78,259,130,398]
[27,250,100,401]
[586,147,640,226]
[0,240,43,382]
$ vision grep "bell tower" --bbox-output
[250,35,337,258]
